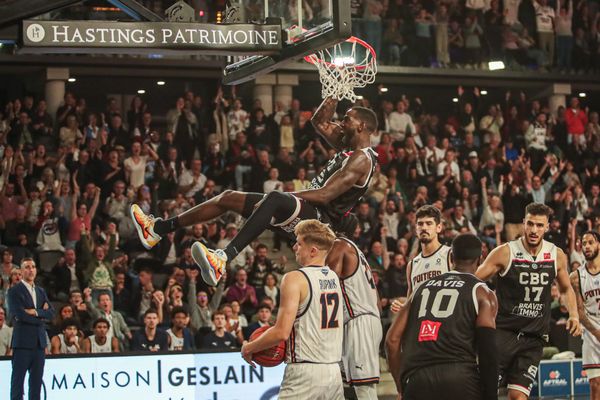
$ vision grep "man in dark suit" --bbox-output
[8,258,55,400]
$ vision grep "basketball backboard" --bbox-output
[222,0,351,85]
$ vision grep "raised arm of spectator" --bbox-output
[481,176,489,205]
[143,143,159,161]
[381,226,390,271]
[88,186,101,222]
[210,274,226,311]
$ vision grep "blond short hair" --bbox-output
[294,220,336,251]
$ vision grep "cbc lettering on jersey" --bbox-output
[511,264,552,318]
[0,351,285,399]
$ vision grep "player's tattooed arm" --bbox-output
[569,270,600,340]
[556,249,582,336]
[311,97,344,150]
[293,150,370,205]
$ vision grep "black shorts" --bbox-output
[243,192,324,241]
[496,328,545,397]
[402,363,481,400]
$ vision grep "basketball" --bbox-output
[249,325,286,367]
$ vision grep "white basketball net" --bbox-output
[305,38,377,103]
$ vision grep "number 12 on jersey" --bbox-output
[320,292,340,329]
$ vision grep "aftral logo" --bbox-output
[543,370,568,386]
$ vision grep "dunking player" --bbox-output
[570,231,600,399]
[131,97,378,286]
[326,236,381,399]
[476,203,581,399]
[386,233,498,400]
[241,220,343,399]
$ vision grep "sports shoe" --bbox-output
[130,204,162,250]
[191,242,226,286]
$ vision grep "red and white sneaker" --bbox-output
[191,241,226,286]
[130,204,162,250]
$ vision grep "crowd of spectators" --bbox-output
[0,79,596,356]
[136,0,600,72]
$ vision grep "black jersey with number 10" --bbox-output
[402,272,486,379]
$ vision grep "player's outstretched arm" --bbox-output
[241,271,303,365]
[293,150,371,205]
[556,249,582,336]
[475,244,510,282]
[475,285,499,400]
[570,270,600,341]
[311,97,344,150]
[385,299,411,395]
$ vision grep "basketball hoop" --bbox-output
[304,36,377,102]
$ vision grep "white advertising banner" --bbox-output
[0,351,284,400]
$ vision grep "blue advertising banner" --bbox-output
[538,360,571,398]
[573,360,591,397]
[0,351,285,400]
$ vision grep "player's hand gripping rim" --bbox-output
[566,317,582,337]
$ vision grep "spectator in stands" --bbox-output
[244,304,272,339]
[256,273,280,309]
[50,318,82,354]
[131,308,169,352]
[188,269,225,332]
[51,248,82,302]
[248,244,276,287]
[84,289,132,346]
[201,310,238,350]
[0,307,12,355]
[166,307,194,351]
[178,159,206,198]
[556,0,574,71]
[132,267,154,320]
[565,97,588,150]
[112,269,131,318]
[68,289,93,332]
[389,100,416,142]
[225,268,258,318]
[533,0,556,67]
[82,317,119,353]
[124,141,158,190]
[81,226,116,303]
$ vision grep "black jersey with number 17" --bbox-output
[402,272,487,379]
[308,148,378,222]
[495,239,557,336]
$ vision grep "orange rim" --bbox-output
[304,36,377,71]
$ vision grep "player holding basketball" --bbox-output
[386,233,498,400]
[130,96,378,286]
[326,236,381,399]
[476,203,581,400]
[241,220,344,399]
[570,231,600,400]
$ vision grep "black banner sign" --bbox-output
[22,20,282,54]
